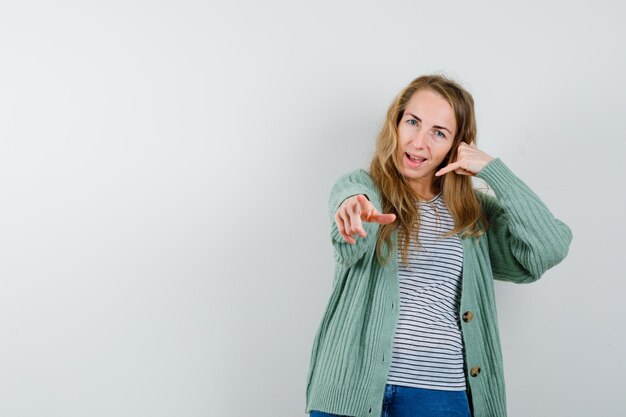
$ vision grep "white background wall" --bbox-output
[1,1,624,416]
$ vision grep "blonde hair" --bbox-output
[369,74,489,266]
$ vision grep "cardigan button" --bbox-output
[462,311,474,322]
[470,366,481,377]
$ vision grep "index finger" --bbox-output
[366,213,396,224]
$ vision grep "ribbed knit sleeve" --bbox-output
[328,169,382,268]
[475,158,573,283]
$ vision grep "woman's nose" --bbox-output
[410,130,428,148]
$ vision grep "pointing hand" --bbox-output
[335,194,396,245]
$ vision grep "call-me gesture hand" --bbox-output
[435,142,495,177]
[335,194,396,245]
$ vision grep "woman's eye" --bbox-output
[435,130,446,138]
[407,119,417,126]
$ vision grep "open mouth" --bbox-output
[405,153,426,164]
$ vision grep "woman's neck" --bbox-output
[408,174,438,200]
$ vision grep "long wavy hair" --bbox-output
[369,74,489,266]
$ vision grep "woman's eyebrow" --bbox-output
[406,112,452,134]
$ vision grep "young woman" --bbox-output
[304,75,573,417]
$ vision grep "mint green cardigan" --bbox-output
[304,158,573,417]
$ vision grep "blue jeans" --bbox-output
[310,384,471,417]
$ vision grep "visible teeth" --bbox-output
[408,154,424,162]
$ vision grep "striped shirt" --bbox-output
[385,192,466,391]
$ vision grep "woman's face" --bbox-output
[396,89,457,195]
